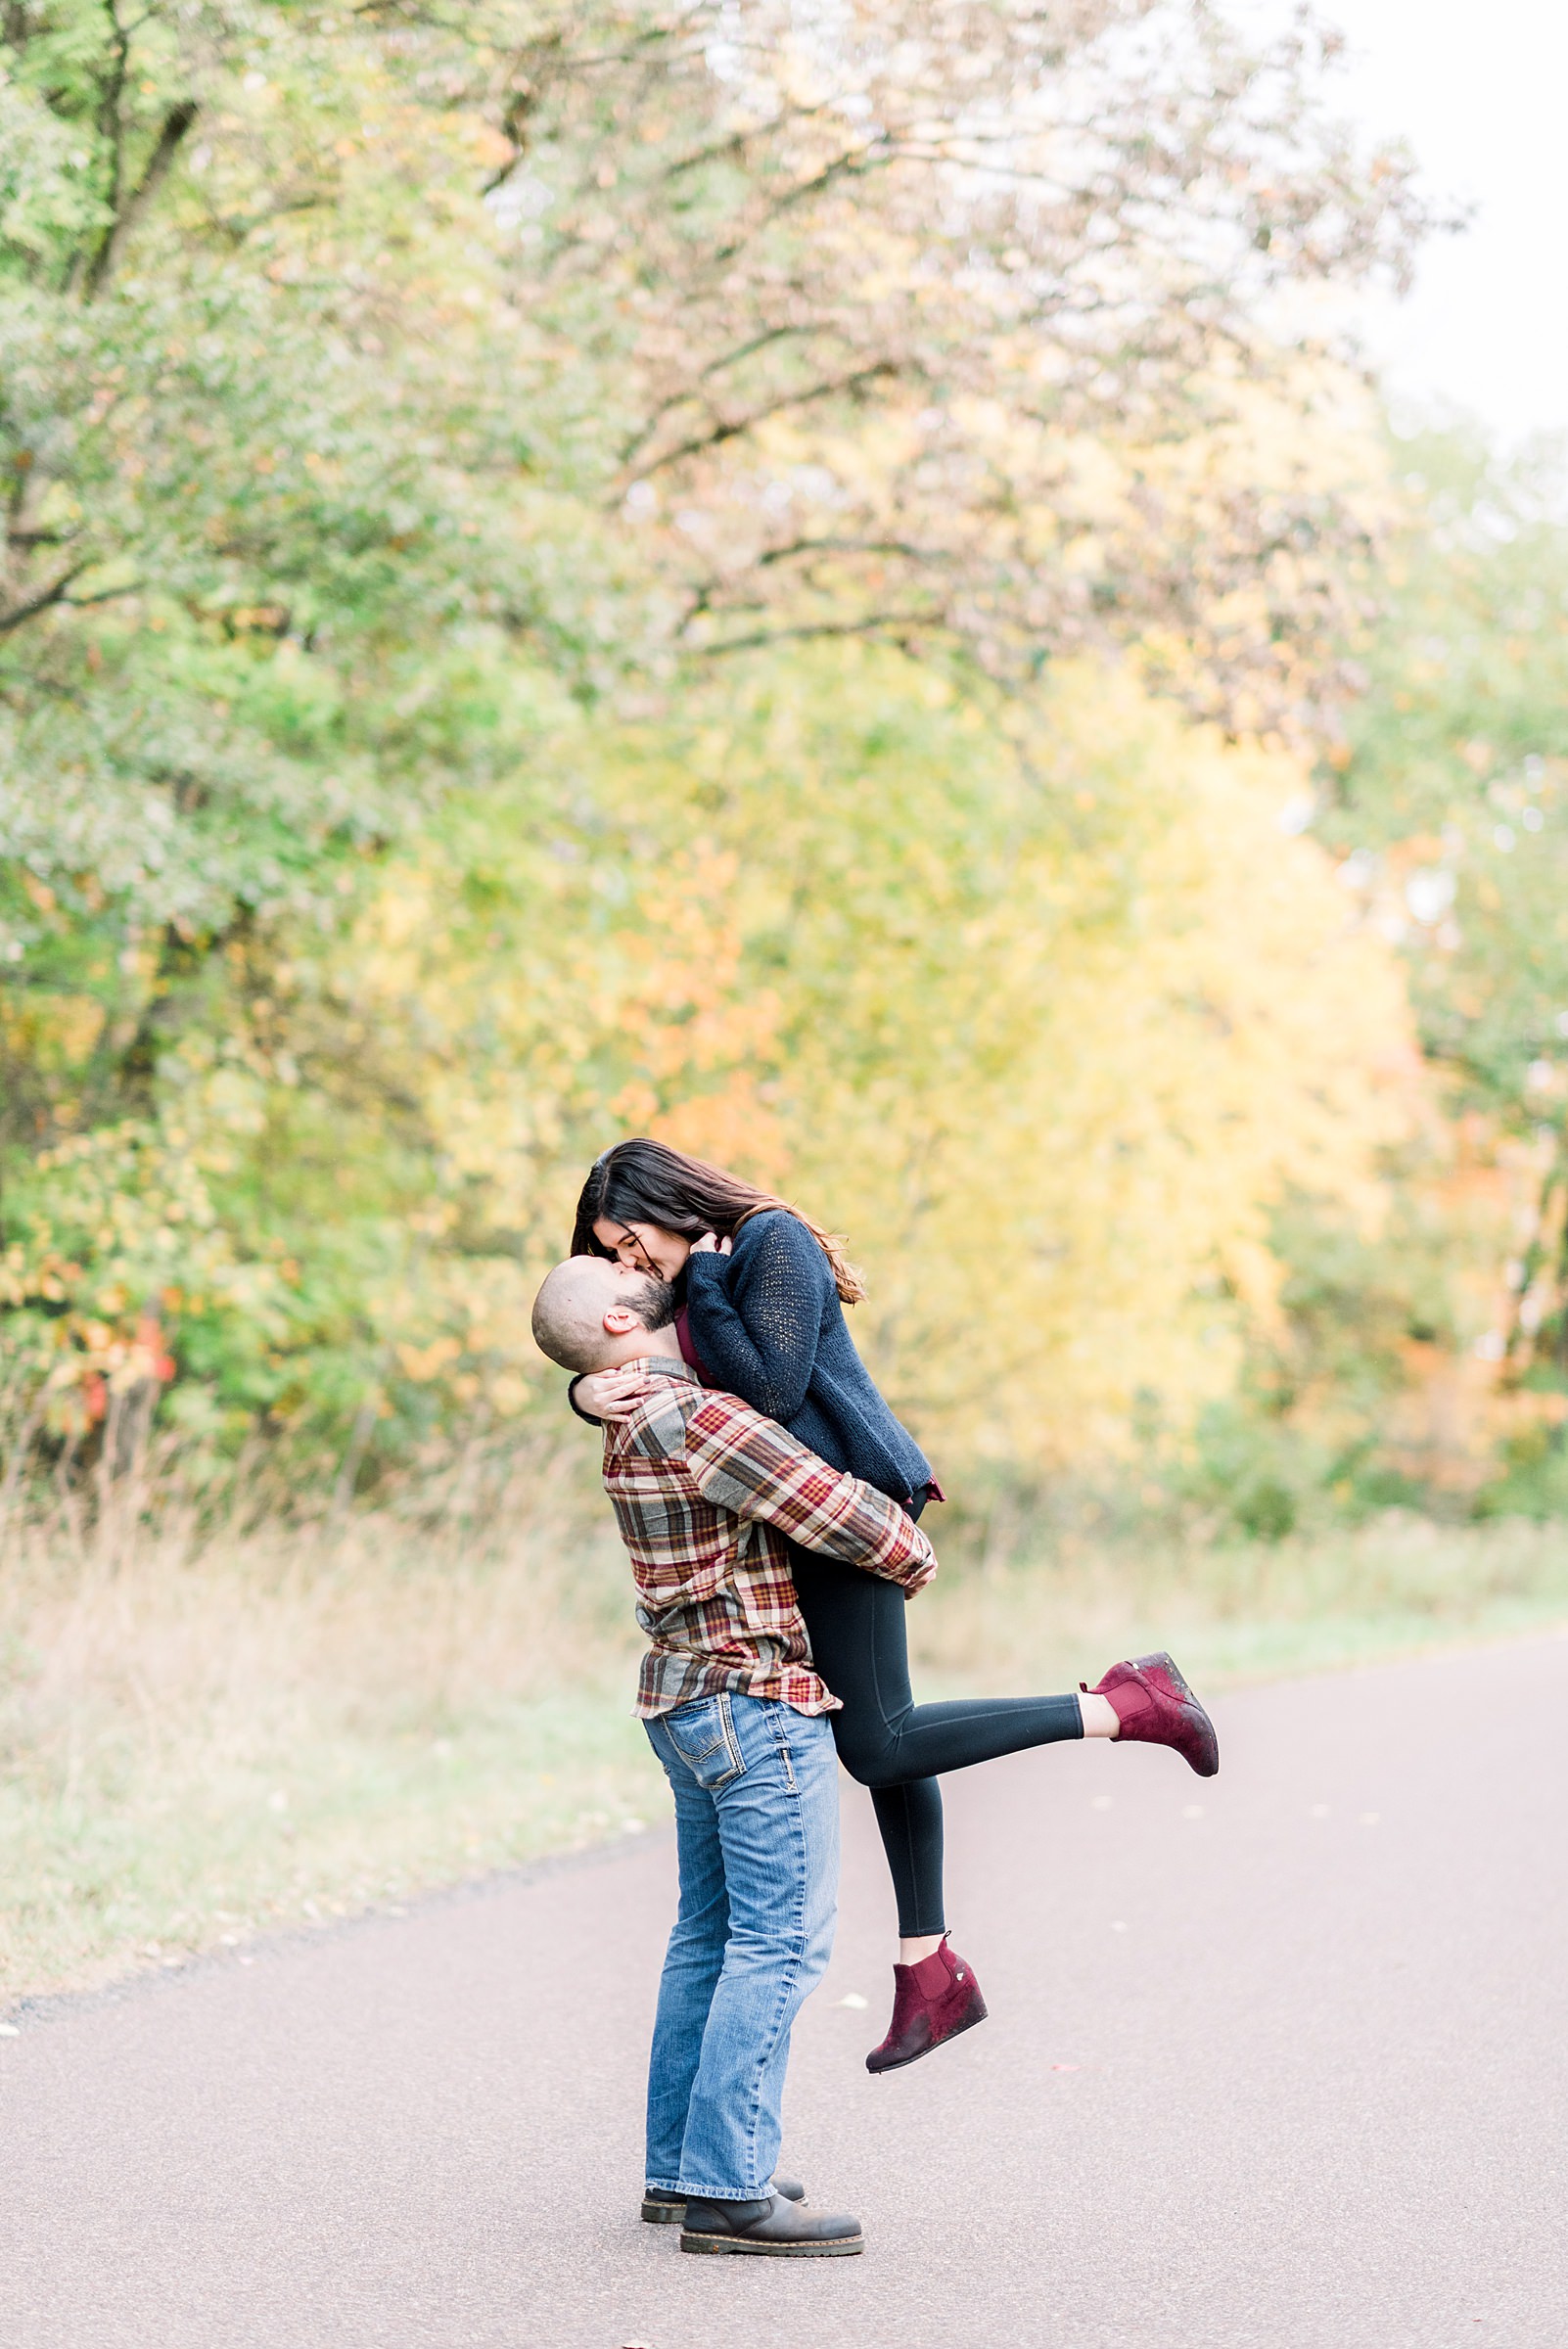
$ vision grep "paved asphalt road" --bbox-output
[3,1633,1566,2349]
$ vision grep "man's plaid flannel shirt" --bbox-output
[600,1356,938,1719]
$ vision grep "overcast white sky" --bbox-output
[1319,0,1568,446]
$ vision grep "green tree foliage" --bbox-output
[0,2,1469,1506]
[1310,430,1568,1510]
[1328,434,1568,1167]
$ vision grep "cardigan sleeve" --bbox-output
[565,1375,602,1428]
[684,1216,825,1424]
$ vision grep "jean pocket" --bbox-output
[660,1692,745,1789]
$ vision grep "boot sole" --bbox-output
[865,1997,989,2075]
[680,2232,863,2257]
[1136,1652,1220,1777]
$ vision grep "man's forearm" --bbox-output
[684,1398,938,1590]
[788,1484,938,1589]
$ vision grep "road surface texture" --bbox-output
[3,1633,1565,2349]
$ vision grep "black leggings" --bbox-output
[788,1539,1083,1939]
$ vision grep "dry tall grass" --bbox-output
[4,1453,1567,2001]
[0,1441,656,1998]
[909,1510,1568,1690]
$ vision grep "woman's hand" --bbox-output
[575,1366,657,1421]
[689,1231,732,1256]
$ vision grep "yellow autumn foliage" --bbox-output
[341,649,1426,1472]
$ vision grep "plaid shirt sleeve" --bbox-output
[681,1394,938,1592]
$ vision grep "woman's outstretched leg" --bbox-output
[794,1553,1216,1788]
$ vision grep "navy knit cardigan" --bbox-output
[684,1212,931,1503]
[575,1209,931,1505]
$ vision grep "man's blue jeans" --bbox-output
[642,1690,840,2201]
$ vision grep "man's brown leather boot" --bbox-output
[679,2190,863,2257]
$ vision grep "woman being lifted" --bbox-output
[568,1137,1218,2072]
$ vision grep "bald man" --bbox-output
[532,1253,938,2257]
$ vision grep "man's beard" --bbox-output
[629,1272,678,1332]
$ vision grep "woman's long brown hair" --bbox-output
[570,1137,866,1305]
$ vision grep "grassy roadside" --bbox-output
[908,1508,1568,1692]
[0,1496,660,2001]
[3,1503,1566,2002]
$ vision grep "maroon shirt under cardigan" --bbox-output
[673,1304,710,1382]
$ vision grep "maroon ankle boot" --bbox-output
[865,1936,988,2075]
[1084,1650,1220,1777]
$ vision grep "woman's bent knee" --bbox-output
[831,1730,903,1787]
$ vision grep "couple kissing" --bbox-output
[530,1136,1218,2259]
